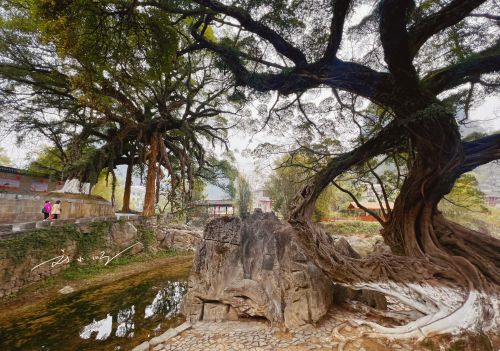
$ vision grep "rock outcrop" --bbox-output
[156,225,203,252]
[183,211,348,328]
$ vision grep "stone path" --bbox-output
[150,309,425,351]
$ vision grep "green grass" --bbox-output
[320,221,382,236]
[442,207,500,238]
[60,248,188,281]
[0,222,111,264]
[138,226,156,250]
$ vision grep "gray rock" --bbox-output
[110,221,138,248]
[373,239,391,254]
[58,285,75,294]
[202,302,230,322]
[175,322,192,333]
[183,212,335,328]
[149,328,178,347]
[160,228,202,252]
[130,242,144,255]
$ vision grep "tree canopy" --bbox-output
[0,0,499,339]
[0,0,244,214]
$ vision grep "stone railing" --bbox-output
[0,213,140,239]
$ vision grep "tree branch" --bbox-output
[408,0,487,58]
[332,181,385,225]
[461,133,500,173]
[288,119,406,224]
[321,0,352,63]
[422,41,500,94]
[192,0,308,66]
[379,0,420,96]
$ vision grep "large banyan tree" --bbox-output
[0,0,243,215]
[136,0,500,338]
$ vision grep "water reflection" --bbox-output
[0,258,191,351]
[77,281,186,343]
[115,306,135,338]
[80,313,113,340]
[145,281,185,319]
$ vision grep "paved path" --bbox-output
[155,310,421,351]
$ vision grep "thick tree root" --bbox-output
[347,282,500,340]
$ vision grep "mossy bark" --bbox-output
[121,159,133,213]
[142,133,159,217]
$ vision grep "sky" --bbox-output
[2,2,499,192]
[1,94,499,189]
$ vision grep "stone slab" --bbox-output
[36,221,51,229]
[130,341,150,351]
[0,224,13,233]
[174,322,192,334]
[13,222,36,232]
[149,328,178,347]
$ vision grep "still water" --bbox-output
[0,258,192,351]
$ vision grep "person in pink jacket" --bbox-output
[42,200,52,220]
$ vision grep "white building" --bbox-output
[253,189,272,213]
[475,164,500,207]
[130,185,145,211]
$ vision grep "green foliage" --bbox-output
[265,154,340,220]
[32,0,178,80]
[236,174,252,217]
[91,171,124,209]
[0,146,12,166]
[60,248,185,281]
[200,153,239,199]
[137,226,156,250]
[75,221,110,258]
[314,186,338,222]
[321,221,381,237]
[440,173,487,213]
[25,146,64,175]
[0,222,109,264]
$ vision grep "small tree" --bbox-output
[440,173,488,213]
[264,154,339,221]
[0,147,12,167]
[236,175,252,218]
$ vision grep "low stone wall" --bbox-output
[0,193,114,224]
[0,214,140,238]
[0,216,202,299]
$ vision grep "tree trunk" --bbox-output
[121,157,133,213]
[383,107,500,285]
[368,108,500,337]
[286,105,500,338]
[142,133,159,216]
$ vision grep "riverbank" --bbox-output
[0,252,193,314]
[0,253,194,351]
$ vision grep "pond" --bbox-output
[0,258,192,351]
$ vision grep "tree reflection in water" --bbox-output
[145,281,186,319]
[79,281,186,341]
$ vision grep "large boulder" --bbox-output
[158,225,203,252]
[109,221,138,248]
[183,211,338,328]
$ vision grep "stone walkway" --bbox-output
[147,309,425,351]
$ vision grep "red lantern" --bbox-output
[15,175,21,180]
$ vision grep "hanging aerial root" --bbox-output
[346,282,500,340]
